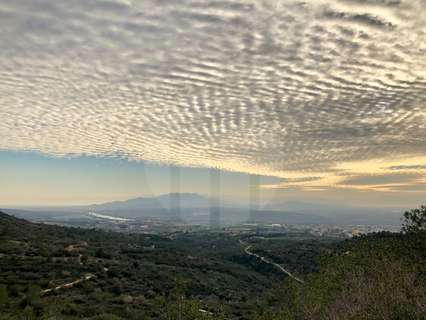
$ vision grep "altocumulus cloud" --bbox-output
[0,0,425,191]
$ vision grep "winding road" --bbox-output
[240,241,304,284]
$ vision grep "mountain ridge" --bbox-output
[87,192,212,210]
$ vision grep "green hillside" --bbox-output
[256,207,426,320]
[0,212,272,319]
[0,207,425,320]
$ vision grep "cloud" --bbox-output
[339,173,422,186]
[335,172,426,192]
[387,165,426,171]
[259,176,324,189]
[0,0,425,193]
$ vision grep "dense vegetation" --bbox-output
[0,206,425,319]
[256,206,426,320]
[0,212,328,319]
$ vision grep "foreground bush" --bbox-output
[259,206,426,320]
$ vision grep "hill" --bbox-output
[2,194,333,226]
[86,193,212,211]
[266,201,403,226]
[0,211,324,319]
[256,216,426,319]
[1,207,424,320]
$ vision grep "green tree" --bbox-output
[0,284,9,305]
[26,284,41,307]
[89,314,123,320]
[402,205,426,233]
[155,279,224,320]
[22,306,36,320]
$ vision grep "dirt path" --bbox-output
[241,241,304,284]
[41,273,95,295]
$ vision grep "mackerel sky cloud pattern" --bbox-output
[0,0,425,192]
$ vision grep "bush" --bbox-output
[402,205,426,233]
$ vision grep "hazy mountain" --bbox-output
[2,194,227,222]
[265,201,404,226]
[86,193,212,211]
[249,210,330,225]
[2,195,404,226]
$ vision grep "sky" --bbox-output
[0,0,425,207]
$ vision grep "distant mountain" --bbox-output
[249,209,330,225]
[2,196,331,226]
[265,201,404,226]
[2,196,405,226]
[86,193,212,211]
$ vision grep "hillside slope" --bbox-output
[0,212,285,319]
[1,210,424,320]
[256,231,426,320]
